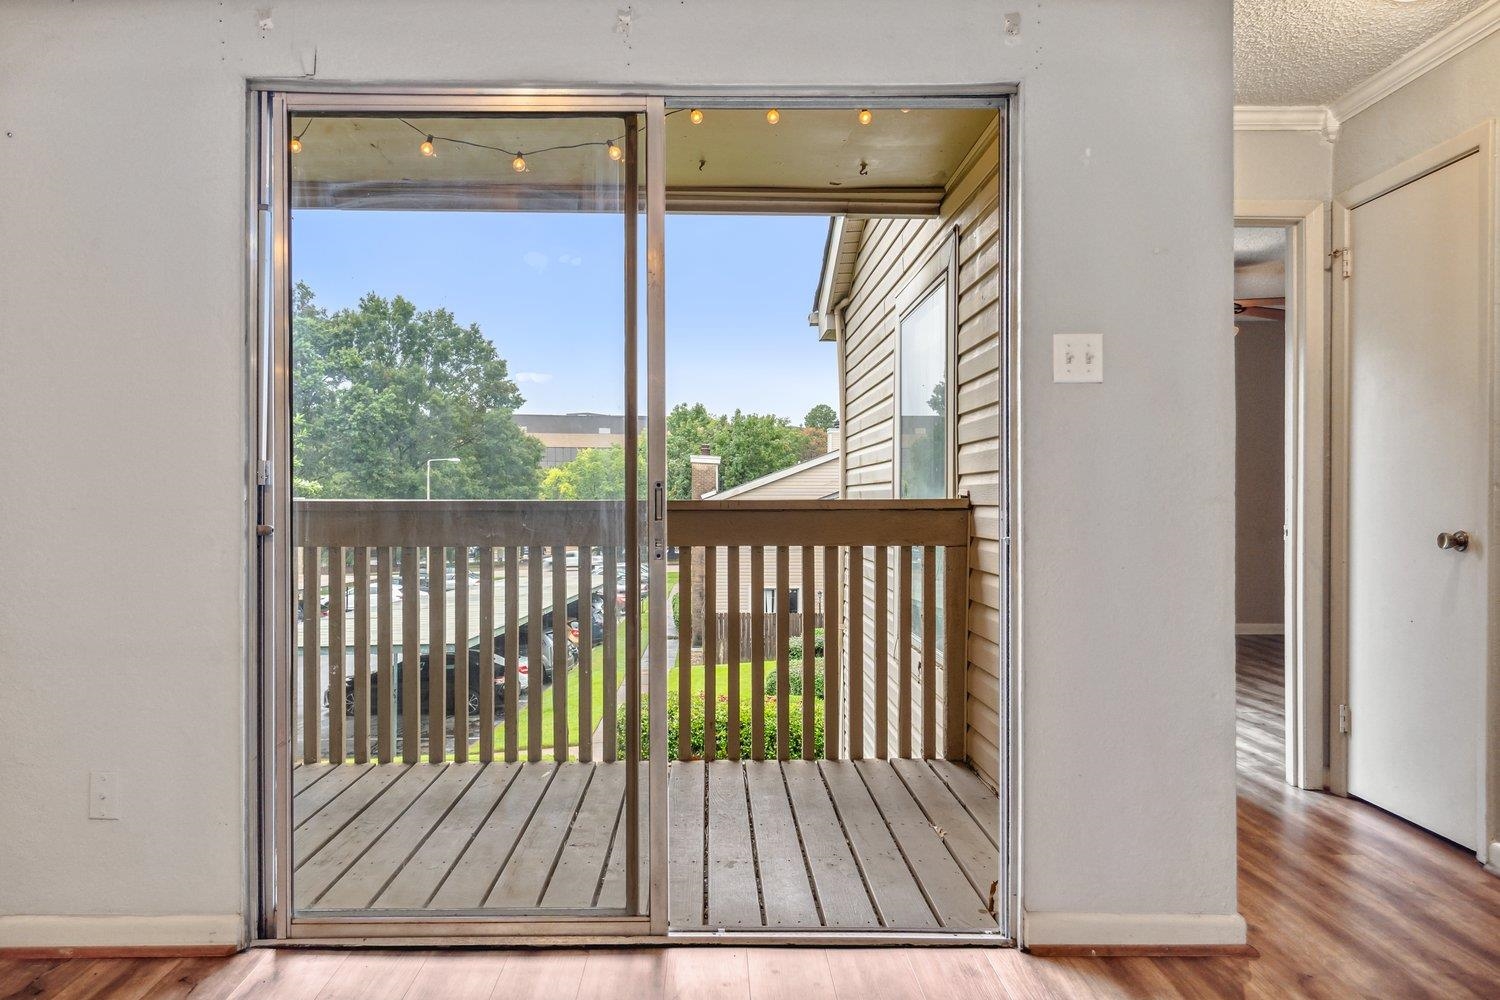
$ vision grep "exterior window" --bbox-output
[763,587,800,613]
[899,277,949,499]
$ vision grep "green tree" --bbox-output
[803,403,837,430]
[666,402,724,498]
[665,403,810,498]
[292,283,542,499]
[539,445,636,500]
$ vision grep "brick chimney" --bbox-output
[690,444,721,499]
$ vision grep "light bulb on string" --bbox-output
[512,153,527,173]
[607,141,624,162]
[765,108,781,125]
[857,108,873,126]
[289,136,302,154]
[420,135,436,157]
[688,108,705,125]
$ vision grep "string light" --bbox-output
[765,108,781,125]
[607,141,624,162]
[689,108,705,125]
[857,108,873,126]
[394,110,684,169]
[512,153,527,173]
[289,136,302,154]
[420,135,436,157]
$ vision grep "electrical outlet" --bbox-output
[89,770,120,820]
[1053,333,1103,383]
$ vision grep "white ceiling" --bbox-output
[1235,0,1488,105]
[1234,227,1286,300]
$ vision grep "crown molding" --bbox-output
[1331,0,1500,123]
[1233,106,1340,142]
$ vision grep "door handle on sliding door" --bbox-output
[1437,530,1471,551]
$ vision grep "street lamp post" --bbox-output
[425,457,461,500]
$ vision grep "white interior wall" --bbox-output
[1234,130,1334,203]
[0,0,1240,948]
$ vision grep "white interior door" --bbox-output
[1345,149,1487,851]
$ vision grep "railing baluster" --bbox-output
[603,546,618,763]
[801,545,816,762]
[504,547,520,763]
[874,545,889,759]
[401,546,421,763]
[428,546,446,764]
[327,545,345,764]
[824,545,841,761]
[352,547,370,764]
[578,547,593,763]
[377,548,394,764]
[726,547,741,760]
[454,545,469,764]
[750,546,766,761]
[479,547,495,763]
[775,545,790,760]
[677,548,693,761]
[921,544,938,759]
[703,545,717,762]
[943,542,969,760]
[847,546,864,760]
[898,545,913,759]
[552,543,569,761]
[527,545,544,762]
[301,546,320,765]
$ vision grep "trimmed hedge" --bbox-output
[786,627,825,661]
[617,692,825,760]
[764,662,825,699]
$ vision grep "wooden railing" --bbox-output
[668,499,970,763]
[293,498,969,767]
[293,500,631,767]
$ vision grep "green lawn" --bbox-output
[667,661,777,702]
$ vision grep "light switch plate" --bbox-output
[1054,333,1103,383]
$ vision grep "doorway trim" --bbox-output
[1330,122,1498,866]
[1234,199,1328,792]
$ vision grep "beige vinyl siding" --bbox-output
[837,120,1003,786]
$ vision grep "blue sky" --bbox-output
[291,210,837,423]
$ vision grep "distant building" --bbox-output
[515,413,646,468]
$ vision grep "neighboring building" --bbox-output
[515,413,645,468]
[811,116,1002,777]
[697,447,840,620]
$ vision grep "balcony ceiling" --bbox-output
[289,108,994,214]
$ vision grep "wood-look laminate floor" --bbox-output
[5,637,1499,998]
[291,757,1000,932]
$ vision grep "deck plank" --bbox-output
[598,762,649,910]
[893,758,999,900]
[486,762,593,907]
[706,762,761,928]
[427,762,556,909]
[292,763,336,795]
[744,762,819,927]
[297,764,444,907]
[780,761,878,928]
[818,761,936,928]
[855,760,991,928]
[292,763,371,828]
[314,764,482,910]
[667,760,705,926]
[375,762,519,909]
[543,763,624,909]
[929,759,1001,847]
[293,765,406,867]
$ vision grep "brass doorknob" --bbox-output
[1437,530,1471,552]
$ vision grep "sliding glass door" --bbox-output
[257,94,666,938]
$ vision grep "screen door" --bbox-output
[257,94,666,938]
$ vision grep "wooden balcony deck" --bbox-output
[291,759,1000,932]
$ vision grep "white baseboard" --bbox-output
[1235,623,1285,636]
[0,914,245,950]
[1022,910,1248,948]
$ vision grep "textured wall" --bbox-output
[0,0,1239,947]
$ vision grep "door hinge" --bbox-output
[1338,703,1350,734]
[256,459,272,486]
[1331,246,1351,279]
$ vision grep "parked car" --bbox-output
[336,647,507,718]
[488,626,555,685]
